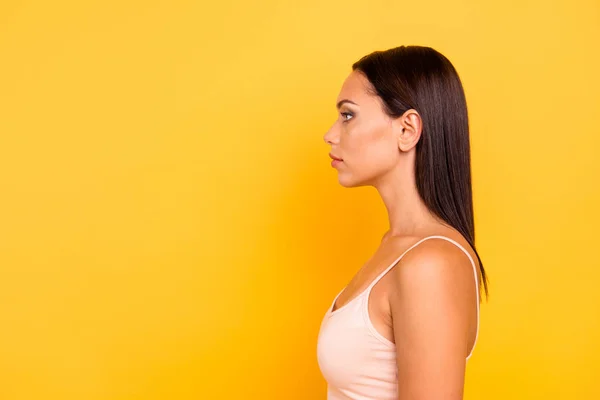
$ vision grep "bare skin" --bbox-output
[323,70,480,399]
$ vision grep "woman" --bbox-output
[316,45,489,400]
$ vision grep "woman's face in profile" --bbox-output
[324,70,400,188]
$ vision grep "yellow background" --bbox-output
[1,1,599,399]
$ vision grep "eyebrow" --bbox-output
[336,99,358,109]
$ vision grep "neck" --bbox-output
[374,171,441,240]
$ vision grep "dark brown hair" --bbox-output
[353,45,489,300]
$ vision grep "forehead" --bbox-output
[336,70,376,104]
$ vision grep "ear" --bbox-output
[393,109,422,152]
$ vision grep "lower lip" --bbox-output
[331,159,342,167]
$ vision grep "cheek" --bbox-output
[344,123,396,170]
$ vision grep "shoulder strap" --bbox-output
[366,235,479,298]
[366,235,441,291]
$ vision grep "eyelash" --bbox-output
[340,112,354,122]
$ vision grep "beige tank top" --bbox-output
[316,235,480,399]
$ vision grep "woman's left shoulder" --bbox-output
[391,235,478,290]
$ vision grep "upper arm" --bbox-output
[389,240,475,400]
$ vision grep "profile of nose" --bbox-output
[323,128,338,144]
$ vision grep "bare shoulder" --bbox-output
[390,238,477,304]
[392,235,476,280]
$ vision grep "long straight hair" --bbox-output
[353,45,489,299]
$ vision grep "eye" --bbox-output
[340,111,354,122]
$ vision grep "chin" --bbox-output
[337,174,366,188]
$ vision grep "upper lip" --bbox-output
[329,153,343,161]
